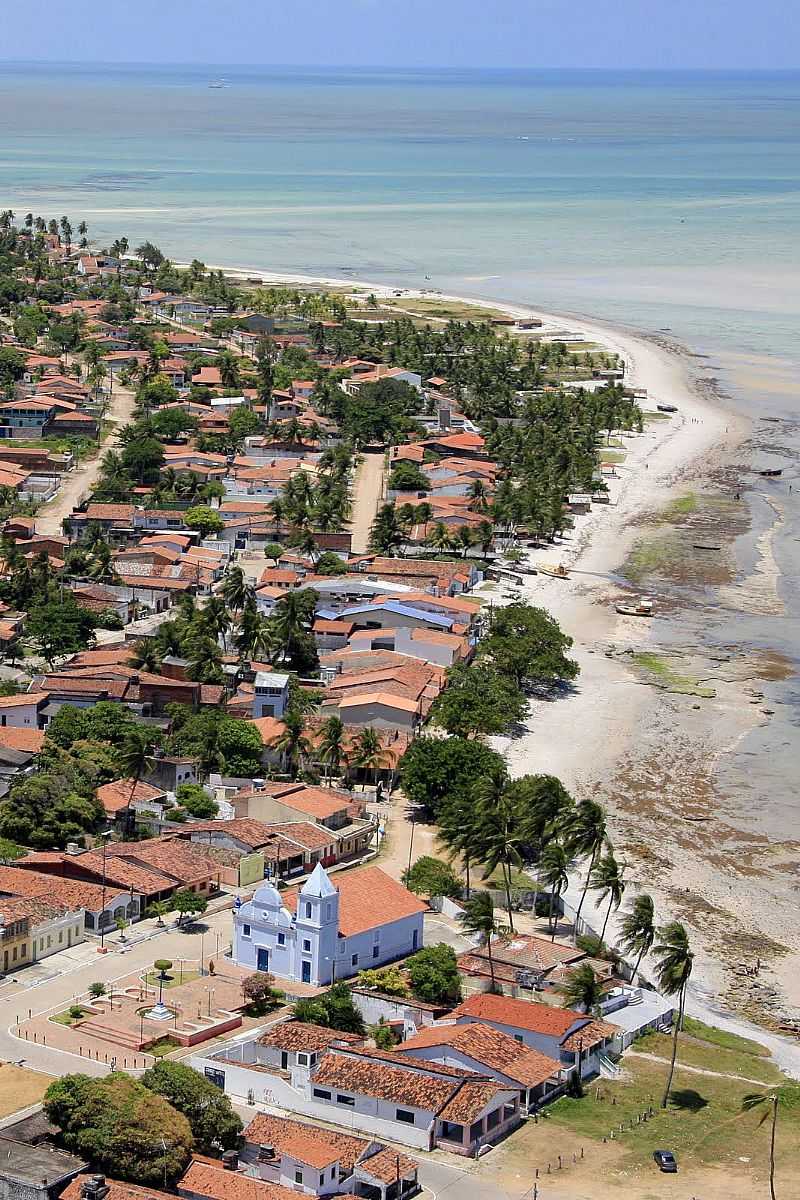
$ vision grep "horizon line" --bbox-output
[1,59,799,73]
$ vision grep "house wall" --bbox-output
[191,1050,433,1151]
[337,702,417,734]
[0,702,41,729]
[30,908,85,961]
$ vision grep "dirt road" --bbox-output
[35,380,136,536]
[348,449,386,553]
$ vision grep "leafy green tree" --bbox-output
[293,982,366,1034]
[173,889,208,926]
[389,460,429,492]
[120,435,165,484]
[406,943,462,1005]
[184,505,224,539]
[314,550,346,576]
[400,735,505,818]
[653,921,694,1109]
[44,1073,192,1186]
[0,346,26,389]
[46,701,136,749]
[479,602,579,690]
[141,1061,242,1154]
[241,971,282,1014]
[175,783,218,819]
[150,405,196,439]
[403,855,463,900]
[356,965,409,997]
[430,663,526,738]
[26,594,96,666]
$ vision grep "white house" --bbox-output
[192,1022,520,1154]
[0,692,49,729]
[449,992,621,1080]
[232,863,426,986]
[251,672,290,719]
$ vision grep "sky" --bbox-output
[2,0,798,70]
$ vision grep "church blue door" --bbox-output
[301,960,312,983]
[257,948,269,972]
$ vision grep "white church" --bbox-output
[232,863,427,986]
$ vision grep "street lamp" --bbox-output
[98,831,113,950]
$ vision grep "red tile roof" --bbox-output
[243,1114,368,1170]
[0,727,45,754]
[257,1021,363,1053]
[96,778,166,816]
[178,1161,299,1200]
[450,993,589,1039]
[283,865,426,938]
[398,1021,561,1088]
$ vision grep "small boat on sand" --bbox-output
[657,404,678,413]
[759,468,782,478]
[693,543,721,551]
[616,596,654,617]
[539,563,570,579]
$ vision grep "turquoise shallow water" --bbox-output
[1,63,799,882]
[1,62,799,415]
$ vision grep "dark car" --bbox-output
[653,1150,678,1173]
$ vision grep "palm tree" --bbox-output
[741,1086,800,1200]
[425,521,454,556]
[118,729,156,832]
[350,727,390,784]
[560,798,607,944]
[269,710,311,780]
[618,893,656,982]
[221,565,253,616]
[202,595,231,649]
[538,841,570,940]
[474,770,522,931]
[590,851,626,943]
[317,715,346,785]
[458,891,503,992]
[558,962,604,1013]
[129,638,161,673]
[653,921,694,1109]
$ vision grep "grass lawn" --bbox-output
[542,1042,800,1179]
[50,1006,88,1027]
[144,969,200,989]
[634,1028,783,1086]
[148,1036,180,1058]
[0,1064,55,1118]
[599,449,626,463]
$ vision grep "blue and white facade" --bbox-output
[232,863,424,987]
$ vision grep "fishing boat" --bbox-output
[693,542,721,551]
[657,403,678,413]
[759,468,782,478]
[208,79,227,89]
[615,596,654,617]
[539,563,570,579]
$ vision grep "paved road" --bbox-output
[35,378,136,536]
[348,449,386,553]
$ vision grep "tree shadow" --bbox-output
[668,1088,708,1112]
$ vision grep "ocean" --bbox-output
[1,62,798,847]
[1,62,798,417]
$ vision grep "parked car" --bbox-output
[653,1150,678,1173]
